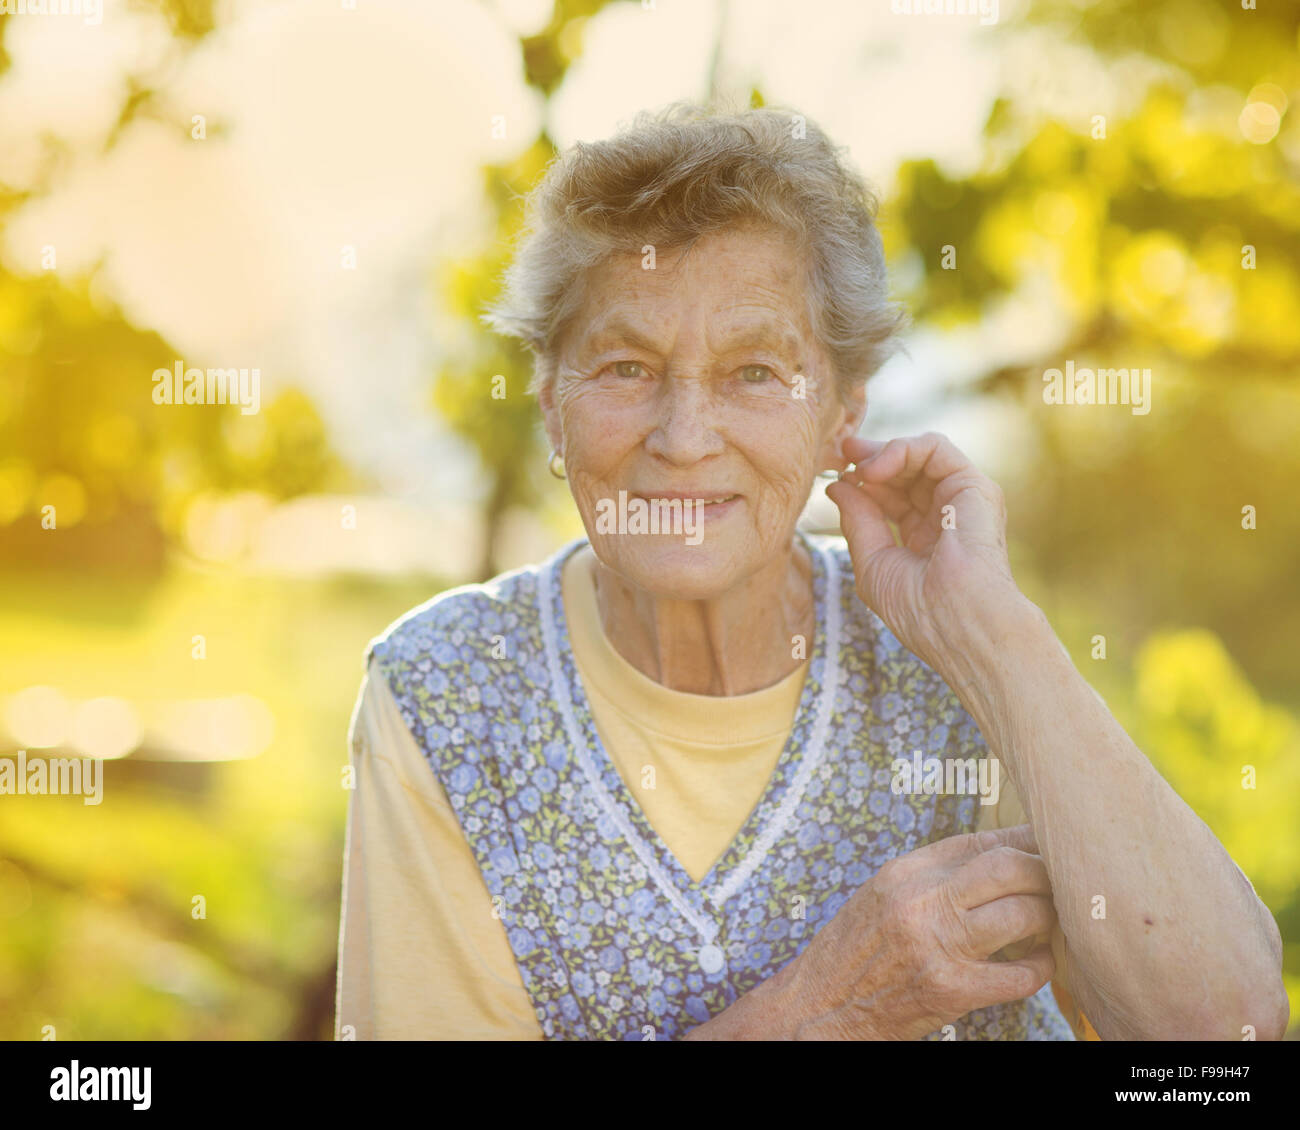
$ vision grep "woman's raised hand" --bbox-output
[825,432,1024,676]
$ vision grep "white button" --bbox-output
[698,944,725,973]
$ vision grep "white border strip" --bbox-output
[707,539,842,907]
[539,540,719,943]
[537,536,843,938]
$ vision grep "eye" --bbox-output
[612,360,646,379]
[739,364,775,384]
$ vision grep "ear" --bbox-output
[817,379,867,473]
[536,357,563,454]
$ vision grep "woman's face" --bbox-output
[541,225,864,600]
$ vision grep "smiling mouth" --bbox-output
[634,492,740,505]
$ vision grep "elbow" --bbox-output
[1186,965,1290,1042]
[1208,895,1289,1040]
[1144,924,1289,1040]
[1246,902,1289,1040]
[1152,986,1288,1042]
[1249,977,1290,1042]
[1224,978,1290,1042]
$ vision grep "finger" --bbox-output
[896,501,940,552]
[825,478,899,561]
[976,822,1038,856]
[844,472,939,534]
[848,477,914,523]
[838,478,941,558]
[841,434,886,463]
[854,435,914,484]
[856,432,973,489]
[963,894,1057,956]
[930,822,1039,867]
[851,474,986,552]
[845,435,975,533]
[965,943,1056,1008]
[951,846,1053,908]
[904,473,939,522]
[847,435,945,515]
[870,435,993,539]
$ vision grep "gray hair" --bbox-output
[482,101,908,397]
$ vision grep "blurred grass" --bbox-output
[3,560,1297,1036]
[0,567,444,1039]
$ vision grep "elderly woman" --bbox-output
[334,104,1286,1041]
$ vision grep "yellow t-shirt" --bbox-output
[335,544,1094,1040]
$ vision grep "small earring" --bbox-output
[548,450,566,479]
[816,464,854,481]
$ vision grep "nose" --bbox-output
[643,373,726,466]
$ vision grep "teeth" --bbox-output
[637,494,737,504]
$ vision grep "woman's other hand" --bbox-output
[686,823,1057,1040]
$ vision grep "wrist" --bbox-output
[749,953,819,1040]
[683,954,813,1040]
[932,576,1036,653]
[774,952,881,1041]
[931,591,1064,736]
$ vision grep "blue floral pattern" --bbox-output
[369,534,1073,1041]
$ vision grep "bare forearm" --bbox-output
[682,957,810,1040]
[939,594,1287,1039]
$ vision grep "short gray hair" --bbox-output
[482,101,908,396]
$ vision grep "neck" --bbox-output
[590,537,815,696]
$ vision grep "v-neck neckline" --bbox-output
[537,532,843,942]
[562,543,810,744]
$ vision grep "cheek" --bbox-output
[558,387,622,454]
[744,400,825,487]
[556,388,645,495]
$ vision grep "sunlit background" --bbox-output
[1,0,1298,1039]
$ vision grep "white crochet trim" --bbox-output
[539,540,718,944]
[538,535,842,941]
[707,540,841,908]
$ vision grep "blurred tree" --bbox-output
[1129,629,1300,912]
[0,267,350,574]
[431,0,623,580]
[886,0,1300,698]
[0,0,348,578]
[433,137,558,582]
[883,0,1300,1031]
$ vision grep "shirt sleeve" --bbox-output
[334,658,543,1040]
[975,778,1099,1041]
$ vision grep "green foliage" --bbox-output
[883,0,1300,1031]
[427,0,628,579]
[432,136,563,579]
[1125,630,1300,1026]
[0,268,350,567]
[885,0,1300,696]
[1127,630,1300,907]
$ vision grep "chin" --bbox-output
[597,535,751,600]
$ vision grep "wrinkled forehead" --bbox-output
[558,226,819,360]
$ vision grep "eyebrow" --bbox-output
[579,317,803,360]
[581,318,665,356]
[714,323,803,358]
